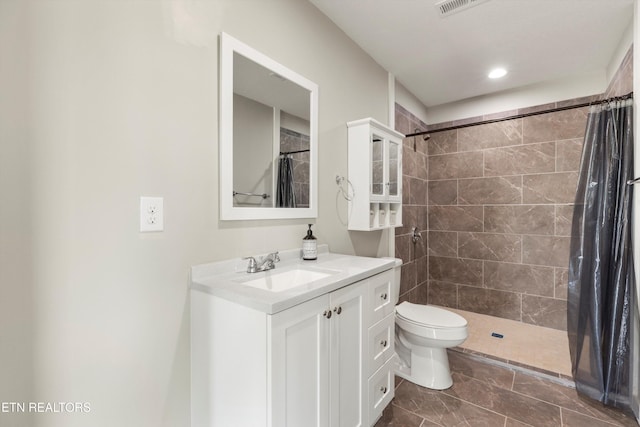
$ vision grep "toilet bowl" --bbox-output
[386,258,468,390]
[384,258,468,390]
[394,302,467,390]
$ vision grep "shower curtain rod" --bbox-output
[280,149,310,155]
[406,91,634,138]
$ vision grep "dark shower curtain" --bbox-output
[276,154,296,208]
[568,96,636,412]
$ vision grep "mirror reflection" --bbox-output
[219,33,318,220]
[232,52,310,208]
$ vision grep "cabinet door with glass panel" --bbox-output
[370,133,401,202]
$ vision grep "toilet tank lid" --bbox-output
[396,302,467,328]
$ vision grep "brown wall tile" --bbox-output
[402,174,411,205]
[458,286,521,321]
[416,255,428,285]
[554,268,568,300]
[484,205,554,235]
[523,172,578,204]
[523,235,571,268]
[555,205,574,236]
[428,231,458,258]
[428,205,483,232]
[396,234,413,265]
[399,261,416,296]
[484,261,554,297]
[523,107,588,144]
[429,256,483,286]
[428,281,458,307]
[428,129,457,155]
[428,180,458,205]
[556,139,583,172]
[428,151,483,180]
[458,176,522,205]
[408,177,428,205]
[484,143,555,176]
[403,144,419,178]
[399,205,417,236]
[458,232,522,262]
[522,295,567,330]
[458,119,522,151]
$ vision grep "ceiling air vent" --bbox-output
[435,0,490,17]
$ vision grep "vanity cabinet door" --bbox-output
[269,294,330,427]
[330,281,367,427]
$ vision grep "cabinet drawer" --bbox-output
[368,270,394,325]
[368,314,395,376]
[368,357,394,425]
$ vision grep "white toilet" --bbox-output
[389,259,468,390]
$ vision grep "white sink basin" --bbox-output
[238,268,337,292]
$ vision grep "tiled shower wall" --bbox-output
[425,110,586,331]
[280,128,310,207]
[394,46,633,332]
[395,105,586,331]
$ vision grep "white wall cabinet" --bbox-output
[192,269,394,427]
[347,118,404,231]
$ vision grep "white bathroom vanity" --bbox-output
[190,246,397,427]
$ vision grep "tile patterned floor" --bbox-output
[375,350,639,427]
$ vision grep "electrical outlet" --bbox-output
[140,197,164,232]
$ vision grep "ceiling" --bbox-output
[309,0,634,109]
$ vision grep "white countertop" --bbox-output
[190,245,396,314]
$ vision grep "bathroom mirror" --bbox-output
[219,32,319,220]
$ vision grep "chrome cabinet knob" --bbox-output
[323,310,332,319]
[334,306,342,315]
[380,339,387,347]
[380,293,388,300]
[380,386,387,394]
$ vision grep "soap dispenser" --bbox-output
[302,224,317,260]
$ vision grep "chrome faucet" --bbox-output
[244,251,280,273]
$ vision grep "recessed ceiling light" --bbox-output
[488,68,507,79]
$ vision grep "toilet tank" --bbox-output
[383,257,403,305]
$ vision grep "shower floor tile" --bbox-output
[446,307,573,377]
[376,351,638,427]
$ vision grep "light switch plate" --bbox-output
[140,197,164,232]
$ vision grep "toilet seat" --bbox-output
[396,302,467,329]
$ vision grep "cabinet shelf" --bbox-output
[348,118,404,231]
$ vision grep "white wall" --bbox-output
[0,1,390,426]
[0,2,35,426]
[424,16,635,125]
[233,94,273,207]
[425,71,607,124]
[395,80,429,125]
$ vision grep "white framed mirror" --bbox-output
[219,32,319,220]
